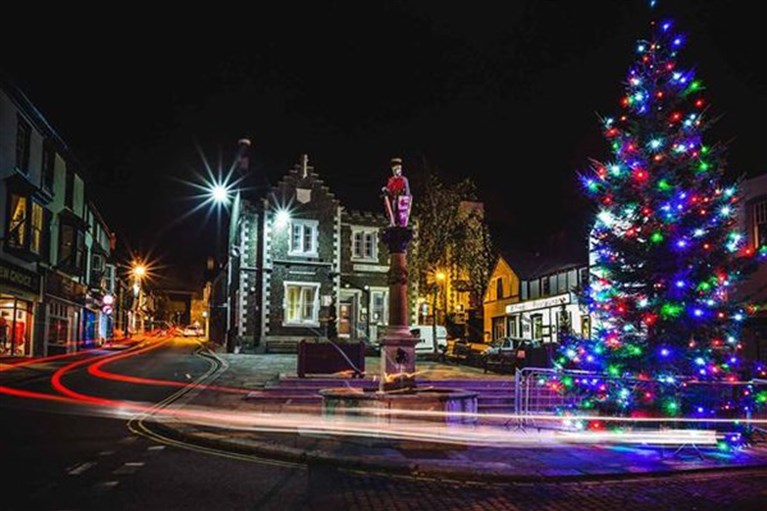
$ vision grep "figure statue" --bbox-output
[382,157,412,227]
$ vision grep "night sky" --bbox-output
[2,0,765,288]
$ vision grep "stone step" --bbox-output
[270,378,516,389]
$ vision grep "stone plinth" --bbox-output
[320,387,479,425]
[378,336,418,391]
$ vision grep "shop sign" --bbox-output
[45,270,86,305]
[0,259,40,295]
[505,293,571,315]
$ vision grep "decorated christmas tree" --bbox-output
[557,19,765,419]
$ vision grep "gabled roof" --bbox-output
[499,248,587,280]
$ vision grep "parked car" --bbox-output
[480,337,556,373]
[181,325,203,337]
[410,325,448,354]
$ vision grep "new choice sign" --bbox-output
[0,260,40,295]
[505,293,571,315]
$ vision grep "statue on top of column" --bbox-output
[382,157,412,227]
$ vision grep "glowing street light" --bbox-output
[210,183,230,205]
[132,264,147,279]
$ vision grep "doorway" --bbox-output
[339,299,355,338]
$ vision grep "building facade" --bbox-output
[1,75,117,357]
[214,155,408,353]
[483,250,589,344]
[736,173,767,365]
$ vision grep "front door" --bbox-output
[339,300,355,338]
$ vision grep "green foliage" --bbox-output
[410,171,495,311]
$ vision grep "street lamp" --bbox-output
[436,271,447,323]
[210,183,230,205]
[431,270,447,354]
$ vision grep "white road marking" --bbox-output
[147,445,165,451]
[93,480,120,491]
[98,451,115,456]
[68,462,96,476]
[113,461,145,475]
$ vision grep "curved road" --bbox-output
[0,337,764,510]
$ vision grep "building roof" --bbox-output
[499,249,587,280]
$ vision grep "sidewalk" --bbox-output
[157,347,767,482]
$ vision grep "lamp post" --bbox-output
[433,270,446,354]
[131,263,146,334]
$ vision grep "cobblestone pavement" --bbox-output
[305,466,767,511]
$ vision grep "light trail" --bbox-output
[3,336,765,451]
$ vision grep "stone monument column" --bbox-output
[379,157,417,391]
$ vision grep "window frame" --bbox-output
[350,226,378,261]
[752,199,767,249]
[369,287,388,325]
[16,115,31,174]
[4,189,46,258]
[58,220,85,275]
[30,202,44,255]
[288,219,319,257]
[42,141,56,191]
[283,281,320,326]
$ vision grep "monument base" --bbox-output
[378,335,418,391]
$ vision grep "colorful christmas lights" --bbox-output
[559,19,765,421]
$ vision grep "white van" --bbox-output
[410,325,448,354]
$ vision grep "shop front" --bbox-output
[44,270,86,354]
[504,292,587,344]
[0,259,41,357]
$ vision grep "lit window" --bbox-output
[289,220,318,256]
[351,227,378,260]
[30,203,44,255]
[284,282,320,325]
[7,195,27,249]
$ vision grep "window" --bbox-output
[496,277,504,300]
[7,195,27,249]
[289,220,318,256]
[558,309,572,334]
[42,142,55,191]
[507,315,518,337]
[59,222,85,274]
[30,203,44,255]
[529,280,540,299]
[753,200,767,248]
[531,314,543,340]
[581,315,592,339]
[16,115,31,173]
[521,281,528,300]
[492,317,505,340]
[284,282,320,325]
[92,254,105,272]
[370,290,388,324]
[351,228,377,260]
[579,268,590,290]
[65,166,74,210]
[541,276,550,296]
[4,192,45,257]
